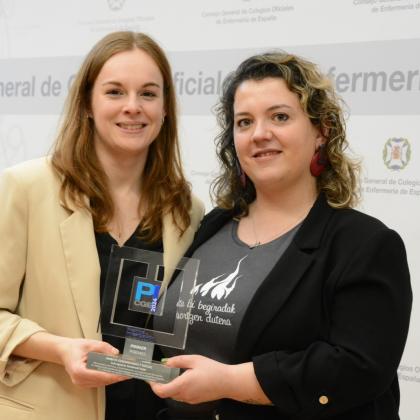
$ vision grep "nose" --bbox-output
[251,120,272,142]
[122,93,141,114]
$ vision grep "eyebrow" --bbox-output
[101,81,162,89]
[234,104,293,117]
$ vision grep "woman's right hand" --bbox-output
[13,332,128,388]
[59,337,128,388]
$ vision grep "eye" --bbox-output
[105,89,123,97]
[273,113,289,122]
[236,118,252,128]
[142,90,158,99]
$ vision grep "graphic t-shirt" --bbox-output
[156,219,300,418]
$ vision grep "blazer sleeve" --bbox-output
[253,227,412,418]
[0,168,46,387]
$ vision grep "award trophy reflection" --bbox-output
[87,246,199,383]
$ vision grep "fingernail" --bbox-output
[161,358,168,364]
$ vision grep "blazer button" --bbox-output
[319,395,329,405]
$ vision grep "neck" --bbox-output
[96,148,147,199]
[237,182,318,248]
[252,181,318,219]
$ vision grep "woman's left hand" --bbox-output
[149,355,272,406]
[149,354,233,404]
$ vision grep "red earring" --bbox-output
[310,144,328,177]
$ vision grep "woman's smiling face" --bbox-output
[233,77,324,193]
[90,47,165,161]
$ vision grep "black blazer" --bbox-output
[183,195,412,420]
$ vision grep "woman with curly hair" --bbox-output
[151,52,412,420]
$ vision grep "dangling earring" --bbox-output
[161,116,165,124]
[234,157,247,188]
[310,144,328,177]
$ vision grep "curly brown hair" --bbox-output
[212,52,360,214]
[51,31,191,242]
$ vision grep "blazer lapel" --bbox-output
[236,194,334,359]
[184,208,235,258]
[235,244,315,360]
[161,212,197,287]
[59,207,101,340]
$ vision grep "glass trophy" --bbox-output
[87,245,199,383]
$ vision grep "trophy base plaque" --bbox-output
[87,352,179,383]
[87,338,179,383]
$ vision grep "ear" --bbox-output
[86,105,93,119]
[313,125,326,149]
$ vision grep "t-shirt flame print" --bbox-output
[192,255,247,300]
[157,219,300,364]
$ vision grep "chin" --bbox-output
[252,177,283,191]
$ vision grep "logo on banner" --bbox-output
[383,137,411,171]
[107,0,126,11]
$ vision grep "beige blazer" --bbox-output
[0,158,204,420]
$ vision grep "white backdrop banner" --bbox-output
[0,1,419,418]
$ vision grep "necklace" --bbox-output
[249,211,261,249]
[109,220,124,244]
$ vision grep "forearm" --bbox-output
[12,331,70,365]
[225,362,272,405]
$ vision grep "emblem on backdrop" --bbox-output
[383,137,411,171]
[107,0,126,11]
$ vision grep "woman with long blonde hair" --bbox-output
[0,31,203,420]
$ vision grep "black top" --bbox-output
[95,229,165,420]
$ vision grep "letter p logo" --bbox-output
[130,279,162,315]
[135,281,160,302]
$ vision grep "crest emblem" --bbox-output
[383,137,411,171]
[107,0,126,11]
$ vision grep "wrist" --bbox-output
[12,331,74,366]
[224,363,247,401]
[225,362,272,405]
[46,334,73,366]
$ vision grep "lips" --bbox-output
[253,150,281,158]
[117,122,147,130]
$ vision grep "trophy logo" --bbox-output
[130,277,164,315]
[383,137,411,171]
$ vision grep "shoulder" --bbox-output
[183,206,234,256]
[323,206,406,259]
[2,157,57,188]
[0,157,62,210]
[294,195,395,254]
[190,193,205,217]
[300,195,405,256]
[202,206,234,225]
[195,206,235,238]
[328,206,391,239]
[188,193,205,230]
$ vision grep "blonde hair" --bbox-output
[51,31,191,241]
